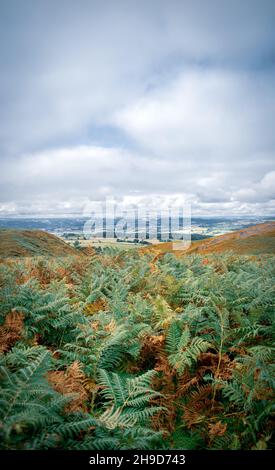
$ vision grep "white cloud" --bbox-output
[233,171,275,202]
[0,144,274,216]
[114,69,275,161]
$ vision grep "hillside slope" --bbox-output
[140,221,275,256]
[185,221,275,255]
[0,229,81,258]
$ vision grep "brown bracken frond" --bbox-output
[151,353,177,433]
[48,360,88,412]
[0,311,24,353]
[135,334,165,372]
[197,352,235,380]
[85,298,108,315]
[208,420,227,438]
[183,384,222,428]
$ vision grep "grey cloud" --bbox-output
[0,0,275,215]
[1,0,275,153]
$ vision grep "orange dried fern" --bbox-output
[48,361,89,412]
[183,383,224,429]
[0,311,24,353]
[85,298,108,315]
[197,352,235,380]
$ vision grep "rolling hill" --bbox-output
[140,221,275,256]
[185,221,275,255]
[0,229,81,258]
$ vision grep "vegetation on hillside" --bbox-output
[0,229,81,258]
[0,248,274,450]
[184,222,275,255]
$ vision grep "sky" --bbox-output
[0,0,275,217]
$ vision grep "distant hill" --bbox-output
[0,229,81,258]
[140,222,275,256]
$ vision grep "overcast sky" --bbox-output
[0,0,275,216]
